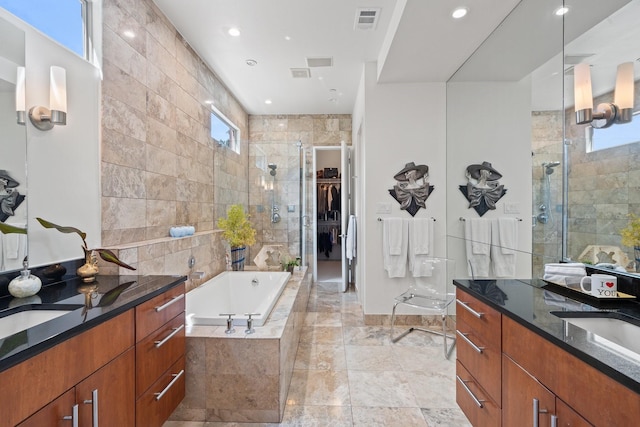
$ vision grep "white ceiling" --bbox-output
[152,0,520,115]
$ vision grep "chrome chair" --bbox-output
[390,257,456,359]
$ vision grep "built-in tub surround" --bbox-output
[186,271,291,327]
[169,268,310,423]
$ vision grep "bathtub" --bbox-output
[186,271,291,327]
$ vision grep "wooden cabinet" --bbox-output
[456,288,502,426]
[18,389,76,427]
[135,282,185,427]
[555,398,592,427]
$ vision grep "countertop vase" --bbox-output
[8,268,42,298]
[230,246,246,271]
[77,249,99,282]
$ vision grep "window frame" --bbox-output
[210,104,240,154]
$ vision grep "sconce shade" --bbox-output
[49,66,67,125]
[16,66,26,125]
[614,62,634,114]
[574,63,594,112]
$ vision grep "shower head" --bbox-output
[543,161,560,174]
[268,163,277,176]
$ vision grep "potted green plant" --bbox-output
[281,257,300,273]
[620,214,640,272]
[36,218,135,282]
[217,204,256,271]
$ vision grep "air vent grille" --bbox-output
[355,8,380,30]
[306,57,333,68]
[290,68,311,79]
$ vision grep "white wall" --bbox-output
[358,62,447,315]
[0,9,102,268]
[446,80,533,279]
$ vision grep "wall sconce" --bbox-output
[28,66,67,131]
[574,62,635,128]
[16,66,26,125]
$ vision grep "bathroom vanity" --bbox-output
[0,274,186,427]
[454,278,640,427]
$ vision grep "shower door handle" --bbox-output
[302,215,311,227]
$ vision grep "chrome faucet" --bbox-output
[221,313,235,334]
[245,313,261,334]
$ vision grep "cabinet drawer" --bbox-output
[456,318,501,405]
[456,288,501,347]
[456,360,500,427]
[136,283,185,342]
[136,313,185,396]
[136,356,185,427]
[17,389,75,427]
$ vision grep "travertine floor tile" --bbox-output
[345,345,395,371]
[421,407,473,427]
[294,343,348,371]
[299,325,344,345]
[287,369,351,406]
[348,370,417,407]
[280,405,353,426]
[351,406,428,427]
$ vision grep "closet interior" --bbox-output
[316,149,342,282]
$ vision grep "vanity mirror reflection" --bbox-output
[0,15,27,273]
[0,6,101,275]
[445,0,637,280]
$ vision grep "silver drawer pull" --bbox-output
[154,324,185,348]
[456,299,484,318]
[82,389,99,427]
[456,330,485,354]
[155,293,185,312]
[154,369,185,401]
[456,375,484,408]
[63,404,79,427]
[551,415,558,427]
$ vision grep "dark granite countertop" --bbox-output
[453,278,640,395]
[0,274,186,373]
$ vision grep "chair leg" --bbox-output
[389,305,456,359]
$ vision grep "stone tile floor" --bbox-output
[164,281,471,426]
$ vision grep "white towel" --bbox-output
[491,219,517,277]
[383,218,408,278]
[465,219,491,277]
[469,218,491,255]
[1,233,26,272]
[386,218,404,255]
[543,262,586,287]
[409,218,435,277]
[346,215,356,260]
[498,217,518,255]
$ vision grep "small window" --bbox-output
[586,112,640,152]
[0,0,89,59]
[210,106,240,154]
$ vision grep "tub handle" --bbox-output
[155,293,185,312]
[244,313,261,334]
[221,313,236,334]
[155,324,185,348]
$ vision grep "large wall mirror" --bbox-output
[446,0,634,280]
[0,6,101,274]
[0,15,27,273]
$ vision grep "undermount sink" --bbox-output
[552,311,640,361]
[0,304,82,341]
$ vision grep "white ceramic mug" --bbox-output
[580,274,617,298]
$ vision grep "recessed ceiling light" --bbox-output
[555,6,569,16]
[246,59,258,66]
[265,99,272,105]
[228,27,241,37]
[123,30,135,38]
[284,36,291,41]
[452,7,468,19]
[204,100,213,105]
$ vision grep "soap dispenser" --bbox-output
[8,261,42,298]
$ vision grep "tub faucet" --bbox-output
[221,313,235,334]
[245,313,261,334]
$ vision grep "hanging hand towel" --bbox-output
[498,217,518,255]
[409,218,435,277]
[465,219,491,277]
[491,219,517,277]
[383,218,408,278]
[470,218,491,255]
[346,215,356,260]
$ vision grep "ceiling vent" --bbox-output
[564,54,594,65]
[290,68,311,79]
[355,8,381,30]
[306,57,333,68]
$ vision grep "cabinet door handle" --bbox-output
[83,389,99,427]
[154,369,185,401]
[155,323,185,348]
[155,293,185,312]
[533,398,549,427]
[62,404,79,427]
[456,375,484,408]
[551,415,558,427]
[456,299,484,318]
[456,330,485,353]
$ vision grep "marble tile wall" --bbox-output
[247,115,351,266]
[100,0,249,280]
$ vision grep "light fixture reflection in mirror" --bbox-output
[574,61,635,128]
[28,65,67,131]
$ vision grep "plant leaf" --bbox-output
[36,217,87,243]
[96,249,136,270]
[97,280,136,307]
[0,223,27,234]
